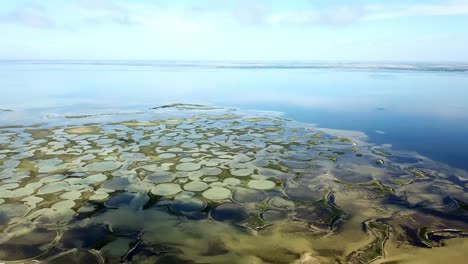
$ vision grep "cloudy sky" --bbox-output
[1,0,468,61]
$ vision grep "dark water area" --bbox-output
[253,104,468,170]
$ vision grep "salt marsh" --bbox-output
[0,104,466,263]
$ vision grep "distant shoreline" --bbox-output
[1,60,467,73]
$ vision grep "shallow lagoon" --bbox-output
[1,62,468,263]
[1,61,468,170]
[0,104,467,263]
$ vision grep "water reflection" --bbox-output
[2,62,468,170]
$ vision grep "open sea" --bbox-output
[1,61,468,170]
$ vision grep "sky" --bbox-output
[0,0,468,61]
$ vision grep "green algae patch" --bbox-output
[120,121,162,127]
[390,179,414,186]
[207,113,242,120]
[418,226,434,248]
[264,127,282,132]
[25,128,53,139]
[64,114,94,119]
[347,219,390,263]
[64,126,101,134]
[409,169,427,179]
[152,103,218,110]
[373,148,392,157]
[244,117,271,122]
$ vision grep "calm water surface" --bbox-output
[1,61,467,170]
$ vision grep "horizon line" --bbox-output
[1,59,468,63]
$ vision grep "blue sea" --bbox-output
[1,60,468,170]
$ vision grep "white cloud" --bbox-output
[172,0,468,28]
[364,0,468,20]
[0,3,55,28]
[264,0,468,26]
[2,0,468,30]
[265,6,365,27]
[232,0,269,25]
[75,0,136,26]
